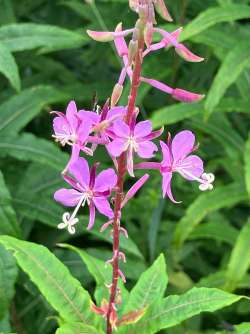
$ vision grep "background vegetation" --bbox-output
[0,0,250,333]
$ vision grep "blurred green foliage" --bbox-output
[0,0,250,333]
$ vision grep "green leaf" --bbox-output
[173,183,247,250]
[0,171,20,237]
[180,5,250,41]
[189,221,238,246]
[0,313,11,333]
[124,254,168,313]
[0,236,96,325]
[56,322,102,334]
[120,287,242,334]
[205,43,250,116]
[0,245,18,319]
[224,219,250,291]
[0,133,67,171]
[244,133,250,197]
[0,23,87,53]
[0,86,70,135]
[0,42,20,91]
[59,244,129,305]
[235,323,250,333]
[151,98,250,128]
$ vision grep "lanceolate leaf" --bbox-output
[189,221,238,246]
[173,183,247,250]
[224,219,250,292]
[119,288,242,334]
[205,43,250,116]
[56,322,102,334]
[0,133,67,170]
[0,245,18,319]
[124,254,168,313]
[151,98,250,128]
[0,171,21,237]
[244,133,250,197]
[0,23,87,53]
[0,86,70,135]
[0,236,96,326]
[180,5,250,41]
[0,41,20,91]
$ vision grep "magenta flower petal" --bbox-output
[172,130,195,162]
[93,197,114,218]
[54,188,82,207]
[160,141,172,167]
[107,106,126,120]
[88,201,96,230]
[113,119,130,138]
[77,121,92,144]
[137,141,158,158]
[162,173,180,203]
[78,110,100,125]
[134,120,152,138]
[94,168,117,192]
[53,116,69,136]
[121,174,149,207]
[68,157,90,187]
[114,23,128,57]
[179,155,204,180]
[107,138,126,157]
[66,101,78,131]
[141,77,173,94]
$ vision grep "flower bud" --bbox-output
[111,83,123,107]
[128,40,138,64]
[154,0,173,22]
[144,22,153,48]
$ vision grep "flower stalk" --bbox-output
[106,19,145,334]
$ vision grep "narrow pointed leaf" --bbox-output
[205,43,250,116]
[245,133,250,197]
[56,322,102,334]
[0,171,21,237]
[0,42,20,91]
[124,254,167,313]
[174,183,247,250]
[180,5,250,41]
[0,236,95,325]
[224,219,250,291]
[120,287,242,334]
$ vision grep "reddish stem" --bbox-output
[106,37,145,334]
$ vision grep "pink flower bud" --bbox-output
[172,88,205,103]
[154,0,173,22]
[111,83,123,107]
[128,40,138,64]
[144,22,153,48]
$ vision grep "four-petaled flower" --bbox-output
[52,101,93,172]
[107,119,162,176]
[54,157,117,233]
[160,130,214,202]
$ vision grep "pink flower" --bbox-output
[135,130,214,202]
[107,119,162,176]
[54,157,117,233]
[160,131,214,202]
[52,101,93,171]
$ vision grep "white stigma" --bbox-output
[199,173,215,191]
[126,136,138,152]
[52,133,78,147]
[57,191,93,234]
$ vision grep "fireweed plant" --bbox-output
[52,0,215,333]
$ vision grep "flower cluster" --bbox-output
[52,103,214,234]
[52,0,215,330]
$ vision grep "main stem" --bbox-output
[106,36,145,334]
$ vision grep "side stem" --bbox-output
[106,36,145,334]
